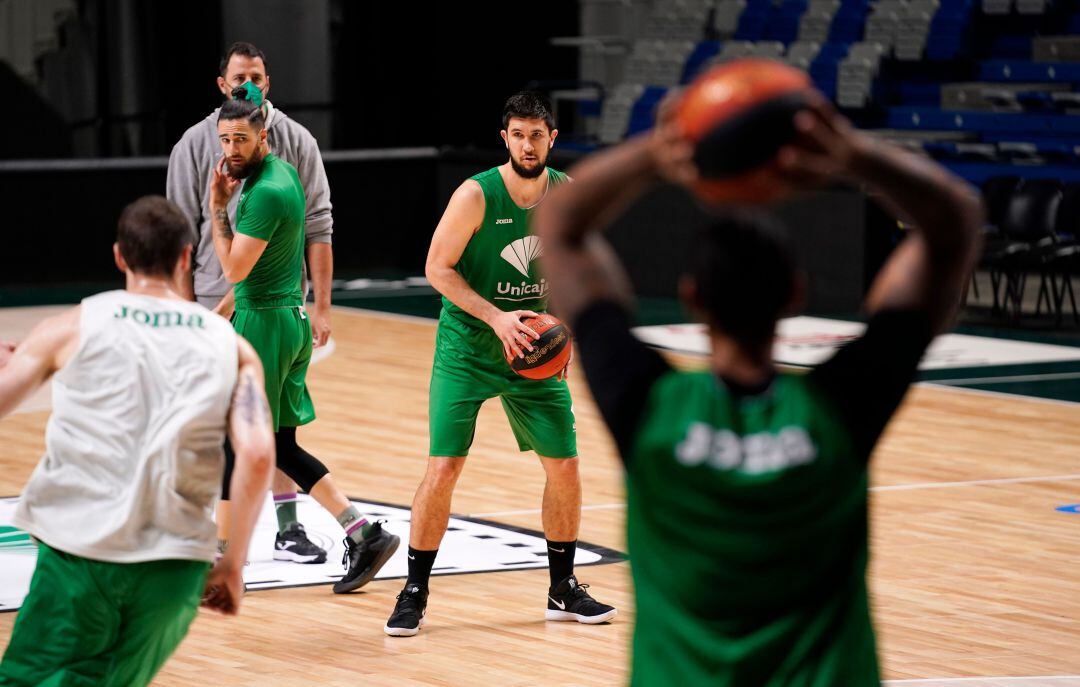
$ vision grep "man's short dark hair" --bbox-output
[688,213,796,353]
[218,90,266,129]
[219,41,268,76]
[117,196,193,277]
[502,91,556,131]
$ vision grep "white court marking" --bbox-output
[883,678,1080,686]
[634,317,1080,369]
[470,473,1080,518]
[0,495,612,612]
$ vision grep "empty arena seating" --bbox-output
[564,0,1080,325]
[581,0,1080,190]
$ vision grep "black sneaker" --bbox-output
[545,575,617,624]
[384,583,428,637]
[273,523,328,564]
[332,521,401,594]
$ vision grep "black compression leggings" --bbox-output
[220,427,329,500]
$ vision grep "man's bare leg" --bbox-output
[409,456,468,550]
[538,455,616,623]
[539,456,582,542]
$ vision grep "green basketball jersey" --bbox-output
[233,153,306,308]
[627,370,878,686]
[441,166,570,329]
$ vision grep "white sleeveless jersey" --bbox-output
[14,291,238,563]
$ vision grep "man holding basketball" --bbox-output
[383,92,616,637]
[534,89,982,683]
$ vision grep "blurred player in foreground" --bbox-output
[0,196,274,686]
[534,96,982,685]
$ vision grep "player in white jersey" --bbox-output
[0,196,275,687]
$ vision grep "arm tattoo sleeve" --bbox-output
[236,371,268,425]
[215,208,234,239]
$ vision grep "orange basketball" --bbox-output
[675,58,815,205]
[506,314,573,380]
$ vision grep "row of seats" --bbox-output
[887,107,1080,133]
[925,139,1080,164]
[977,177,1080,323]
[589,0,1080,170]
[725,0,871,43]
[982,0,1053,14]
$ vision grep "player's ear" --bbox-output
[113,243,128,274]
[177,244,193,279]
[217,76,230,98]
[500,130,509,149]
[549,128,558,148]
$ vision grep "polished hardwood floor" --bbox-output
[1,306,1078,686]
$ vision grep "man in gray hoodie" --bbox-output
[167,41,333,564]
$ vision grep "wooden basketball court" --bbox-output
[1,305,1078,686]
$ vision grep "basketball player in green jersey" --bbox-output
[535,97,982,684]
[209,88,399,593]
[384,92,616,636]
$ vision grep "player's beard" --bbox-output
[509,150,547,179]
[226,146,265,179]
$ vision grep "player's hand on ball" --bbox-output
[776,96,870,188]
[201,559,244,615]
[556,347,573,382]
[651,91,699,187]
[310,305,331,348]
[491,310,541,360]
[210,157,242,209]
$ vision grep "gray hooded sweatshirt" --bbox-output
[166,103,333,308]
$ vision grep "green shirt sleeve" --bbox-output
[235,185,284,241]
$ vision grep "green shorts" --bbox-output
[0,543,209,687]
[429,311,576,459]
[233,304,315,431]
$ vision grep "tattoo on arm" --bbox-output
[216,208,233,239]
[236,371,268,426]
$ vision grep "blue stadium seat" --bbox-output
[626,87,668,137]
[926,38,965,60]
[980,60,1080,83]
[828,19,865,42]
[899,82,942,105]
[734,14,770,40]
[817,42,851,59]
[888,108,1080,135]
[1016,90,1055,111]
[764,17,801,42]
[989,35,1034,58]
[681,41,722,84]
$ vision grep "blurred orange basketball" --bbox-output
[506,314,572,380]
[675,58,815,205]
